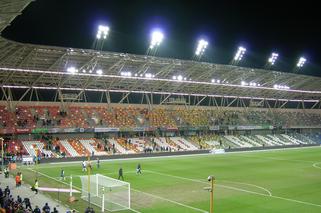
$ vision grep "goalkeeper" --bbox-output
[118,167,124,180]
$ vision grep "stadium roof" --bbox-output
[1,0,321,105]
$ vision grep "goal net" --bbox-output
[80,174,130,212]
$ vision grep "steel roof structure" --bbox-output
[1,0,321,108]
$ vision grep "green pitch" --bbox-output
[20,146,321,212]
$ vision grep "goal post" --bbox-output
[80,174,130,212]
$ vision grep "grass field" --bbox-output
[19,146,321,213]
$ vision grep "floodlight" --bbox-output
[172,76,177,80]
[96,69,103,75]
[177,75,183,81]
[145,73,153,78]
[268,52,279,65]
[67,67,78,74]
[195,39,208,56]
[149,30,164,49]
[96,25,110,39]
[211,79,215,83]
[82,69,86,73]
[234,46,246,61]
[241,81,247,86]
[120,71,132,77]
[274,84,290,90]
[297,57,306,67]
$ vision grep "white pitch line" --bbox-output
[312,162,321,170]
[219,180,272,196]
[27,168,208,213]
[130,188,208,213]
[145,170,321,208]
[27,168,142,213]
[22,145,321,169]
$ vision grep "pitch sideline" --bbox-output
[24,145,321,169]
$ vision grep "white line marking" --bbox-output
[219,180,272,196]
[27,168,206,213]
[130,188,208,213]
[145,170,321,208]
[27,168,142,213]
[30,145,320,168]
[313,162,321,170]
[239,155,315,164]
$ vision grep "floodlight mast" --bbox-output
[94,25,109,50]
[293,56,307,72]
[194,39,208,61]
[265,52,279,69]
[231,46,246,65]
[147,30,164,56]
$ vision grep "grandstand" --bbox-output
[0,0,321,158]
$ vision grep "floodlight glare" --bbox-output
[96,69,103,75]
[297,57,306,67]
[96,25,110,39]
[234,46,246,61]
[145,73,153,78]
[268,52,279,65]
[177,75,183,81]
[120,71,132,77]
[67,67,78,74]
[195,39,208,56]
[274,84,290,90]
[241,81,247,86]
[149,31,164,49]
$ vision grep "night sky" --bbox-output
[2,0,321,76]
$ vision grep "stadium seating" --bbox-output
[1,104,321,129]
[79,139,107,156]
[22,140,53,157]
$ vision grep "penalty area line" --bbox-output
[145,170,321,208]
[27,168,142,213]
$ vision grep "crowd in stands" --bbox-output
[0,186,59,213]
[1,105,321,130]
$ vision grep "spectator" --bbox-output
[42,203,50,213]
[33,205,41,213]
[23,197,32,210]
[51,207,58,213]
[4,186,10,196]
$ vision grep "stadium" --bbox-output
[0,0,321,212]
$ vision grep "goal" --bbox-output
[80,174,130,212]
